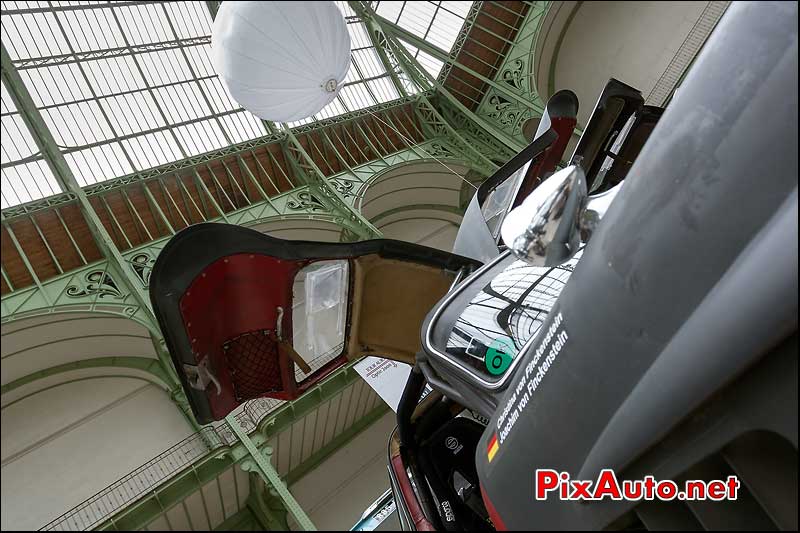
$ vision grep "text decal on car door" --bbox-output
[496,311,568,445]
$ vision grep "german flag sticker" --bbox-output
[487,433,499,462]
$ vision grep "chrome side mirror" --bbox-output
[500,165,620,266]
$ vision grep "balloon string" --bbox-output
[364,108,479,191]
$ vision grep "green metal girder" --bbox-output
[97,454,236,531]
[0,192,78,222]
[281,127,382,240]
[355,4,525,153]
[12,36,211,70]
[414,95,500,175]
[473,1,550,142]
[350,2,520,158]
[0,6,545,529]
[91,361,367,531]
[0,258,159,335]
[375,12,544,115]
[258,361,364,439]
[1,356,171,396]
[435,1,483,84]
[0,186,339,325]
[226,415,317,531]
[0,95,422,223]
[438,101,518,163]
[2,138,466,322]
[1,43,180,385]
[1,1,148,15]
[1,45,150,310]
[350,0,409,98]
[327,137,479,197]
[247,475,291,531]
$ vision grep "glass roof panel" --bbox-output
[1,78,62,208]
[374,0,472,77]
[1,0,473,208]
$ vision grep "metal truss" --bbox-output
[436,1,484,84]
[227,415,317,530]
[12,36,212,70]
[63,361,388,532]
[1,96,421,223]
[1,42,182,385]
[375,11,543,115]
[0,2,564,529]
[472,1,549,142]
[354,1,526,153]
[281,128,382,240]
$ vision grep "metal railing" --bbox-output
[645,1,730,107]
[212,396,284,447]
[39,396,283,531]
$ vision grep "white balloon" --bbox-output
[212,1,351,123]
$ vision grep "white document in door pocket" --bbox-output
[354,356,412,412]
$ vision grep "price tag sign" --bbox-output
[355,356,412,412]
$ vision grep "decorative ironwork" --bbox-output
[65,270,123,299]
[286,191,326,212]
[459,125,516,163]
[414,96,498,175]
[129,253,155,287]
[38,391,283,532]
[329,178,356,197]
[485,93,526,128]
[425,142,454,158]
[501,59,526,91]
[0,193,77,222]
[38,360,375,532]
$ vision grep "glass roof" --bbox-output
[1,78,62,207]
[373,1,472,79]
[1,1,472,209]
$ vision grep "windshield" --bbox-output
[480,162,529,239]
[444,250,581,380]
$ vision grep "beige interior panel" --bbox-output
[346,255,454,365]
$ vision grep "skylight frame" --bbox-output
[1,0,473,209]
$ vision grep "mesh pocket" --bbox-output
[223,330,281,401]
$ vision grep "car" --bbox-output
[389,3,797,530]
[149,3,797,530]
[387,77,664,531]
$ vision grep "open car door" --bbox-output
[150,223,480,424]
